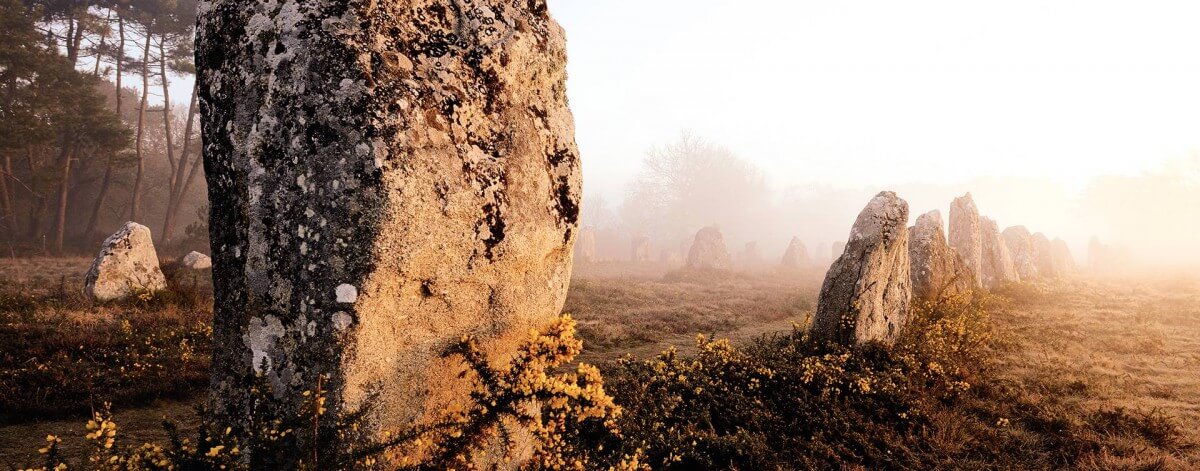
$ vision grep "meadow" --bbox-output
[1,257,1197,468]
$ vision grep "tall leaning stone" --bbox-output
[197,0,581,444]
[980,217,1019,288]
[948,193,983,288]
[1002,226,1039,280]
[813,191,911,345]
[907,210,973,302]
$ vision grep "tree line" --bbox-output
[0,0,206,256]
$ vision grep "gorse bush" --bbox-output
[18,316,643,471]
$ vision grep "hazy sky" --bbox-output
[547,0,1200,200]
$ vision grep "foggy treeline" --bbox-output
[587,133,1200,274]
[0,0,207,256]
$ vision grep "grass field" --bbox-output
[1,257,1197,467]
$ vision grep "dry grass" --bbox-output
[1,258,1198,468]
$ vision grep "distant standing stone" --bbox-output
[781,237,811,268]
[908,210,974,302]
[1031,232,1061,278]
[182,251,213,270]
[814,191,912,345]
[574,228,597,263]
[1002,226,1040,280]
[831,240,846,261]
[980,217,1020,288]
[687,226,732,269]
[84,222,167,302]
[948,193,983,288]
[1051,238,1077,276]
[631,236,653,263]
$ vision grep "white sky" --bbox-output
[547,0,1200,200]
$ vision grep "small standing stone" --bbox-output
[1002,226,1040,280]
[781,237,811,268]
[908,210,974,302]
[84,222,168,302]
[686,226,732,270]
[948,193,983,288]
[813,191,912,345]
[980,217,1019,288]
[630,236,652,263]
[182,251,213,270]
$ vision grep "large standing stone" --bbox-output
[686,226,732,269]
[1032,232,1061,278]
[907,210,974,302]
[948,193,983,288]
[84,222,168,302]
[197,0,581,443]
[630,236,652,263]
[980,217,1019,288]
[574,227,596,263]
[813,191,912,345]
[781,237,811,268]
[1002,226,1040,280]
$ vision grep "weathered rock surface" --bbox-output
[814,191,912,345]
[631,236,652,263]
[687,226,732,269]
[182,251,213,270]
[84,222,167,302]
[574,228,596,263]
[1002,226,1040,280]
[980,217,1019,288]
[781,237,810,268]
[197,0,581,442]
[907,210,974,302]
[1032,233,1061,278]
[948,193,983,288]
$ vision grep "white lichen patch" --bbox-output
[243,315,286,373]
[336,283,358,303]
[332,311,354,331]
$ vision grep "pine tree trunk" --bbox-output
[161,84,198,243]
[130,30,151,223]
[86,15,125,238]
[52,146,74,254]
[0,152,14,239]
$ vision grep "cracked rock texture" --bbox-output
[197,0,580,441]
[686,226,732,269]
[908,210,974,303]
[1002,226,1040,280]
[781,236,810,268]
[948,193,983,288]
[814,191,911,346]
[980,217,1019,288]
[84,222,168,302]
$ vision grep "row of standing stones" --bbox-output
[812,191,1076,346]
